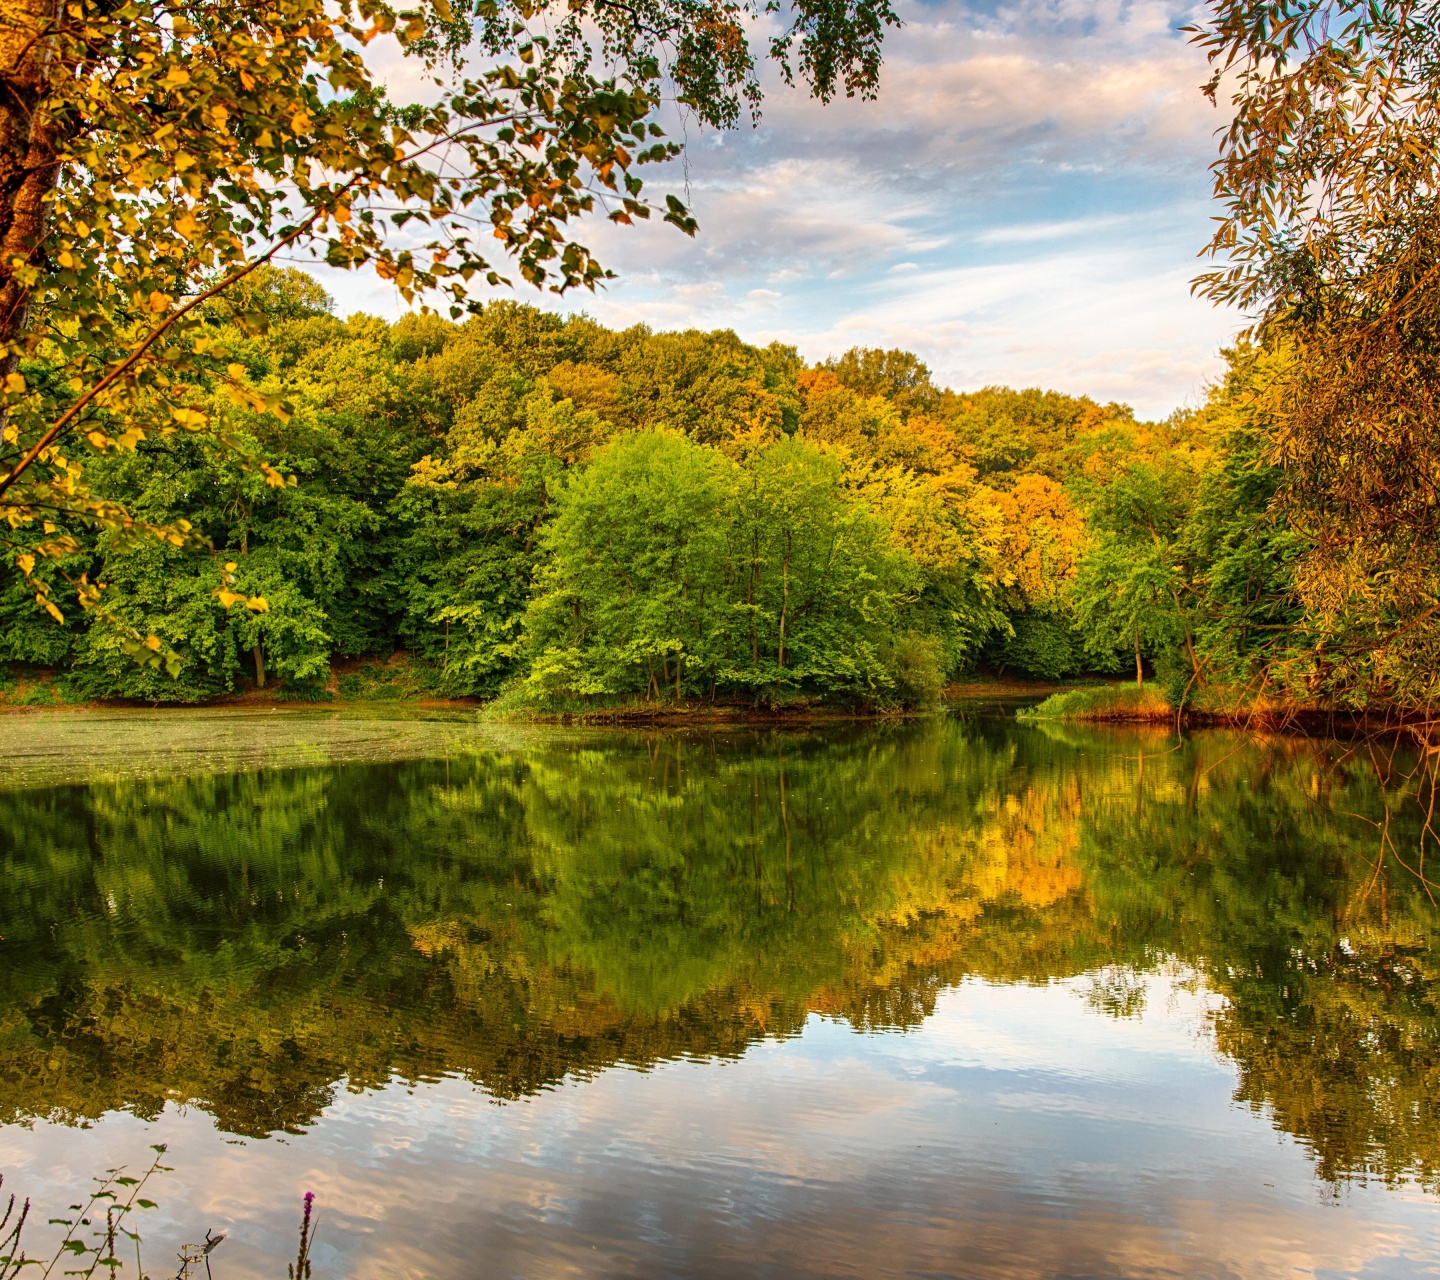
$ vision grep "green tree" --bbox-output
[1070,540,1180,686]
[523,430,734,701]
[1181,344,1308,698]
[726,436,917,700]
[1067,428,1206,690]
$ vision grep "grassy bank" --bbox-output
[1019,683,1175,723]
[1015,681,1389,736]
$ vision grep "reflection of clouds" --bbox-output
[313,0,1239,415]
[5,977,1435,1280]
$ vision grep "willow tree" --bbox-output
[1193,0,1440,720]
[0,0,897,659]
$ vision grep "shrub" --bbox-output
[885,633,945,710]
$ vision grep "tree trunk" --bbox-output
[674,653,682,703]
[253,642,266,689]
[1167,586,1201,677]
[748,533,759,667]
[777,535,790,670]
[0,0,63,362]
[1134,625,1143,687]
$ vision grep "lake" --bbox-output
[1,707,1437,1278]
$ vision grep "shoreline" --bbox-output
[4,677,1418,738]
[1019,684,1432,737]
[0,676,1073,723]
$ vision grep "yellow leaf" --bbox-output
[164,67,191,85]
[145,634,162,651]
[216,589,243,609]
[227,363,246,380]
[58,250,75,269]
[17,554,35,576]
[291,112,312,135]
[43,600,64,623]
[148,290,172,313]
[224,561,238,573]
[4,372,25,394]
[86,429,110,449]
[247,596,269,612]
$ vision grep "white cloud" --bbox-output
[315,0,1242,417]
[975,214,1136,244]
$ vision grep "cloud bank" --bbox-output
[315,0,1241,418]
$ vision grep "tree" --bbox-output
[725,435,916,699]
[0,0,899,650]
[984,474,1088,680]
[401,367,615,694]
[521,431,919,706]
[1192,0,1440,718]
[1067,442,1204,688]
[1181,344,1309,699]
[523,429,735,701]
[822,346,939,418]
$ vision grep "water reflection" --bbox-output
[1,714,1437,1204]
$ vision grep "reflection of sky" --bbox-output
[305,0,1241,417]
[9,974,1436,1280]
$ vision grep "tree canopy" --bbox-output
[0,0,899,650]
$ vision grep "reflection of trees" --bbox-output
[1216,940,1440,1187]
[0,720,1436,1190]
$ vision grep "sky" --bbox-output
[313,0,1242,420]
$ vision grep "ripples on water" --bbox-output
[1,708,1437,1278]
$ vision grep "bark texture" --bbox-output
[0,0,61,358]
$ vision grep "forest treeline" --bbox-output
[0,267,1303,712]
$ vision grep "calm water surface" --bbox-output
[1,708,1437,1278]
